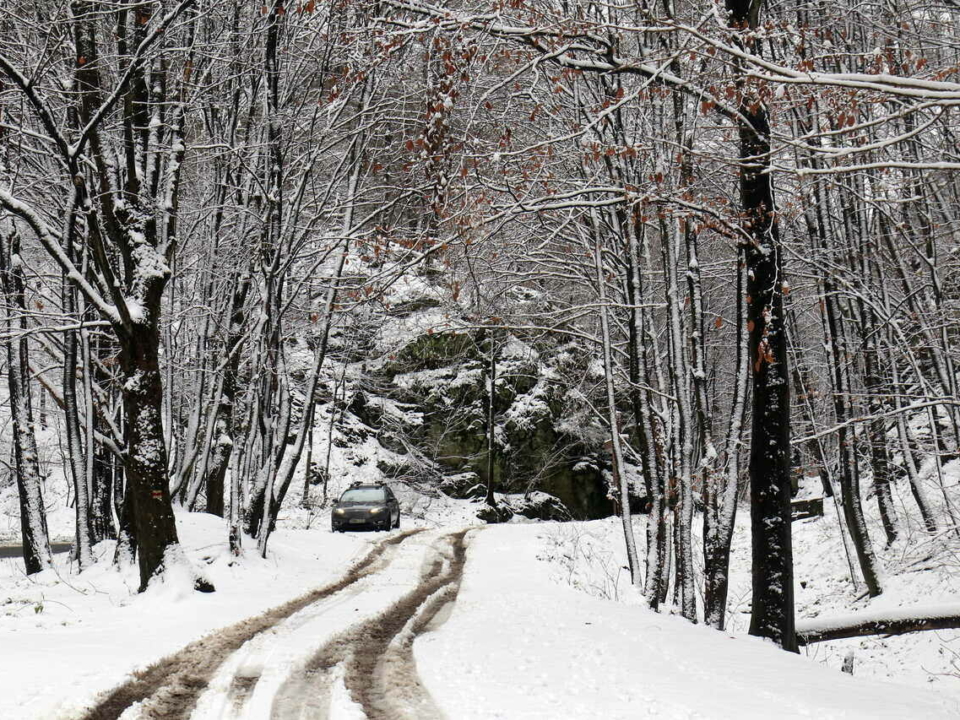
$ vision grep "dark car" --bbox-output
[331,483,400,532]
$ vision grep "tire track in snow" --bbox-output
[80,529,422,720]
[270,529,472,720]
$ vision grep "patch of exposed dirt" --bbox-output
[227,674,260,713]
[271,529,472,720]
[80,530,422,720]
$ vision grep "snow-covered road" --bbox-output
[73,527,472,720]
[0,542,72,559]
[190,528,470,720]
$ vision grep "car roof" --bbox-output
[339,484,392,494]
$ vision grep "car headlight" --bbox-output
[369,507,383,515]
[334,508,346,516]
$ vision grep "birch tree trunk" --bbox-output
[626,220,666,609]
[661,216,697,621]
[485,329,498,508]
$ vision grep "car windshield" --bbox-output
[339,487,386,503]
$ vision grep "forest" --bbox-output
[1,0,959,663]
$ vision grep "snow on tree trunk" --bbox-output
[202,272,251,520]
[62,268,95,570]
[1,232,53,575]
[661,215,697,622]
[592,227,641,587]
[703,250,748,630]
[797,604,960,645]
[741,113,797,650]
[626,222,666,609]
[485,330,498,508]
[887,326,939,533]
[819,260,883,597]
[860,296,898,546]
[120,324,188,591]
[726,0,798,651]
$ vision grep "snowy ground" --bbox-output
[2,403,958,718]
[531,471,960,702]
[416,523,959,719]
[0,511,374,720]
[2,501,958,718]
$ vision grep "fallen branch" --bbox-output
[797,604,960,645]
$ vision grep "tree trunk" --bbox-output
[703,249,749,630]
[820,276,883,597]
[661,215,697,622]
[485,330,498,508]
[859,298,898,546]
[113,477,136,568]
[91,442,116,542]
[787,311,835,500]
[876,271,939,534]
[119,323,185,591]
[593,226,641,586]
[229,402,246,556]
[626,219,666,609]
[798,608,960,645]
[0,232,53,575]
[62,270,95,569]
[726,0,797,650]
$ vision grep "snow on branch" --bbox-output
[665,18,960,101]
[71,0,198,159]
[779,161,960,176]
[379,0,745,122]
[792,399,960,445]
[0,54,72,162]
[0,188,121,324]
[797,603,960,645]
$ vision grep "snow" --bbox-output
[394,364,480,394]
[502,379,552,431]
[123,297,146,324]
[415,523,960,719]
[520,466,960,700]
[1,503,958,718]
[130,242,172,282]
[363,395,424,427]
[499,334,539,361]
[375,308,454,353]
[189,529,442,720]
[142,543,208,602]
[2,387,959,718]
[0,511,375,720]
[797,602,960,635]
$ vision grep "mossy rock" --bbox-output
[511,492,570,521]
[387,297,442,317]
[477,503,514,523]
[390,332,479,373]
[439,472,484,499]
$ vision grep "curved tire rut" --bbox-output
[271,529,472,720]
[81,529,422,720]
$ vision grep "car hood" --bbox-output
[335,503,384,510]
